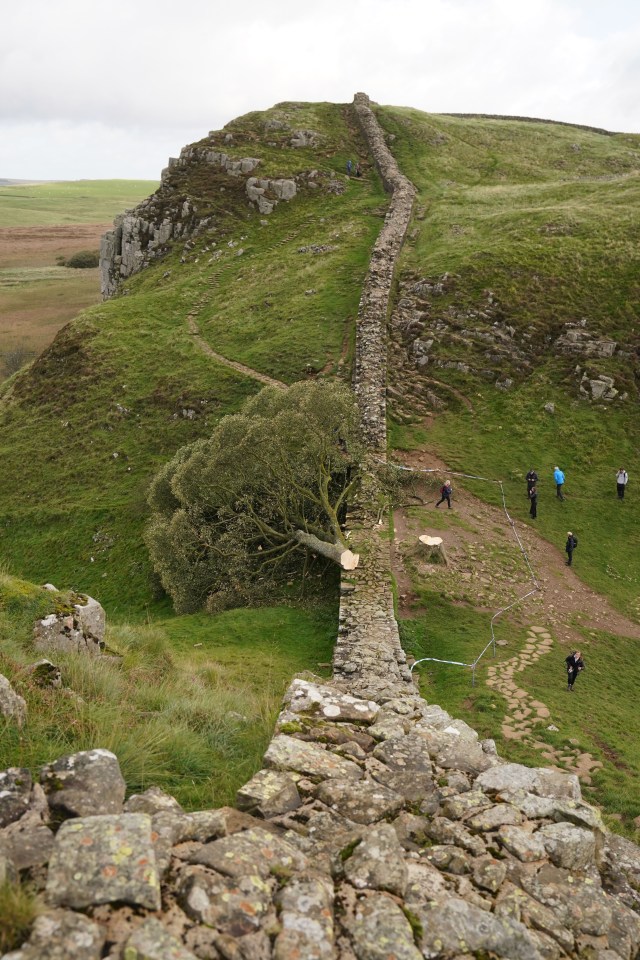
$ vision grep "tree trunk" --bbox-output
[294,530,359,569]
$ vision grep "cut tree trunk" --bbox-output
[294,530,360,569]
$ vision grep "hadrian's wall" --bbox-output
[3,96,640,960]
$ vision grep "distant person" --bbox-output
[355,162,362,178]
[435,480,453,509]
[529,485,538,520]
[526,468,538,496]
[554,465,565,501]
[616,467,629,499]
[565,650,585,692]
[565,531,578,566]
[346,159,353,175]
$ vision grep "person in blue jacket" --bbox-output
[554,465,565,500]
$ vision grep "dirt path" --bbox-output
[186,313,286,389]
[393,448,640,643]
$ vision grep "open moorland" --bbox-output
[0,179,157,365]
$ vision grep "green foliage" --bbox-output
[0,179,158,227]
[63,250,100,269]
[0,881,42,953]
[147,380,364,613]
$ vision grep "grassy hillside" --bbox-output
[0,180,159,227]
[380,107,640,834]
[0,102,383,806]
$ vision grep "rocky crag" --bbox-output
[3,96,640,960]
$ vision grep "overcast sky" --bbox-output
[2,0,639,180]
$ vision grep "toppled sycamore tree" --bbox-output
[145,381,366,613]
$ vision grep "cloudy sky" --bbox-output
[2,0,639,180]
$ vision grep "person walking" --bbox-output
[616,467,629,499]
[435,480,453,509]
[554,465,565,500]
[565,531,578,566]
[565,650,585,692]
[526,468,538,496]
[529,484,538,520]
[346,159,353,175]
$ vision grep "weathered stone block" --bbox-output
[41,748,126,818]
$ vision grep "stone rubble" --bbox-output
[32,594,106,657]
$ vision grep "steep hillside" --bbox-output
[0,102,385,613]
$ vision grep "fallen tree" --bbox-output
[145,380,366,612]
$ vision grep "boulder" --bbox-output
[5,909,105,960]
[537,822,596,871]
[236,768,301,819]
[264,734,362,781]
[46,813,161,910]
[0,768,33,827]
[40,749,126,819]
[33,595,106,657]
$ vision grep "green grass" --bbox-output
[0,180,159,227]
[0,880,42,953]
[0,574,336,809]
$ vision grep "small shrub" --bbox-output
[2,344,34,378]
[64,250,100,269]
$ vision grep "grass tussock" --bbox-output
[0,881,42,953]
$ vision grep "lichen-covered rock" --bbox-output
[476,763,581,800]
[417,896,543,959]
[40,749,126,819]
[0,813,54,871]
[124,917,198,959]
[236,768,301,819]
[472,854,507,892]
[124,786,184,816]
[274,875,335,959]
[264,734,362,781]
[187,827,308,879]
[0,673,27,726]
[466,802,524,832]
[498,824,547,862]
[346,890,422,960]
[315,778,404,824]
[46,813,160,910]
[33,595,105,657]
[25,658,62,688]
[537,822,596,871]
[4,909,105,960]
[344,822,408,896]
[0,768,33,827]
[178,865,273,934]
[282,678,379,723]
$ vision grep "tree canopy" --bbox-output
[145,380,365,613]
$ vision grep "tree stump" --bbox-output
[418,535,448,566]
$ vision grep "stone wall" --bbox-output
[351,92,416,452]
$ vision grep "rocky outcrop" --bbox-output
[352,92,416,451]
[32,594,105,657]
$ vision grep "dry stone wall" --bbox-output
[4,95,640,960]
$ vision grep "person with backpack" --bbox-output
[565,650,585,692]
[616,467,629,499]
[565,531,578,566]
[554,465,566,500]
[435,480,453,509]
[526,468,538,496]
[528,484,538,520]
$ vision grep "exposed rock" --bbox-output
[40,749,126,819]
[124,785,184,816]
[124,917,198,960]
[178,865,273,934]
[274,875,335,959]
[25,658,62,688]
[187,827,308,879]
[537,822,596,871]
[0,768,33,827]
[346,891,422,960]
[282,678,379,724]
[5,909,105,960]
[476,763,580,800]
[46,813,160,910]
[33,595,105,657]
[417,897,542,959]
[315,778,404,824]
[343,822,408,896]
[0,672,27,726]
[264,734,362,781]
[236,768,301,819]
[498,824,547,862]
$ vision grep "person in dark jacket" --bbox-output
[565,650,585,692]
[565,531,578,566]
[616,467,629,499]
[526,468,538,496]
[529,485,537,519]
[435,480,453,509]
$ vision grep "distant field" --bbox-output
[0,179,157,365]
[0,179,158,227]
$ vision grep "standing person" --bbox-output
[565,531,578,566]
[554,465,565,500]
[565,650,585,692]
[616,467,629,499]
[346,159,353,175]
[355,162,362,178]
[529,485,538,520]
[435,480,453,509]
[526,468,538,497]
